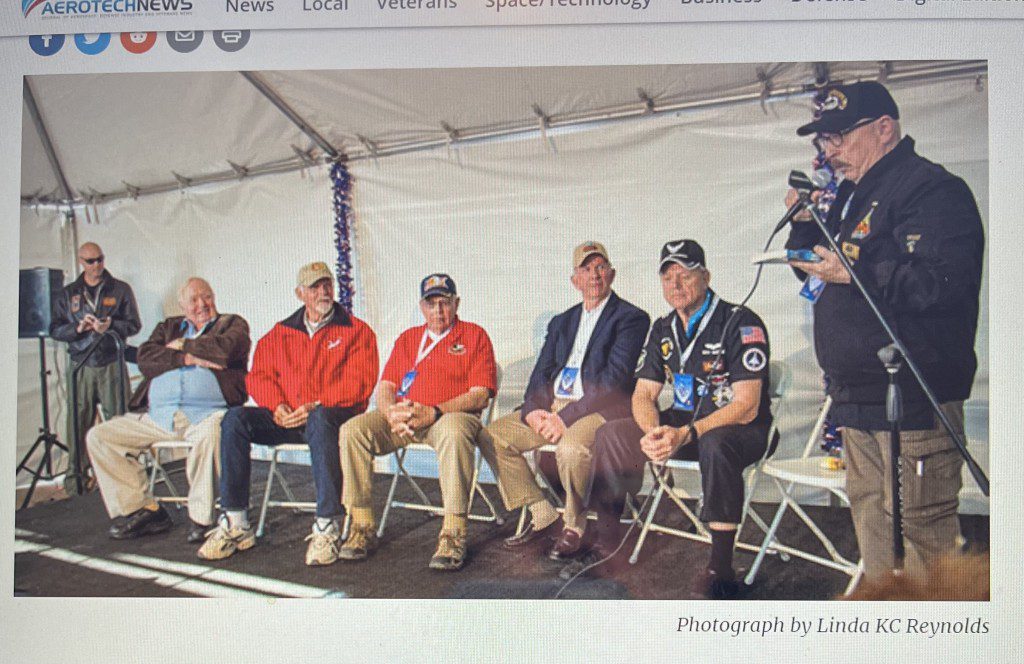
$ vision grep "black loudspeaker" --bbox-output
[19,268,64,339]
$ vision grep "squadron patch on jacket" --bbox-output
[70,294,81,313]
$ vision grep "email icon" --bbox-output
[174,31,196,42]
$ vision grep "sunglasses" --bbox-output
[82,255,105,265]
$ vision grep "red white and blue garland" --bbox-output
[330,161,355,313]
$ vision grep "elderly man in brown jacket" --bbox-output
[87,278,251,544]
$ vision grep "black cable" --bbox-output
[554,226,784,598]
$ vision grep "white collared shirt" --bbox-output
[304,307,335,338]
[553,294,610,401]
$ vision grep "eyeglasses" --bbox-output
[81,255,104,265]
[812,117,878,152]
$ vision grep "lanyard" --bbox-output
[670,295,720,373]
[82,281,105,313]
[414,326,450,367]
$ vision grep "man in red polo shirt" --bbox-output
[338,273,497,571]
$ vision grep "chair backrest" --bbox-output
[483,364,503,426]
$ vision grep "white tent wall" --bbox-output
[349,75,989,507]
[17,68,988,510]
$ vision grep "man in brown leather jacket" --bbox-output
[87,278,250,543]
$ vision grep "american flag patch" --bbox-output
[741,326,766,344]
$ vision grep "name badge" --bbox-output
[397,370,417,398]
[800,275,825,303]
[672,373,695,412]
[555,367,579,399]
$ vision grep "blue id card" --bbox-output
[800,275,826,303]
[397,370,418,397]
[672,373,695,411]
[556,367,579,399]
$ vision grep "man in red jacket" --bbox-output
[337,274,497,571]
[197,262,379,566]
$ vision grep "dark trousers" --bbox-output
[219,405,359,519]
[588,414,774,544]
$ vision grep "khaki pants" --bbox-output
[477,408,605,531]
[340,411,482,516]
[86,410,224,525]
[844,401,966,580]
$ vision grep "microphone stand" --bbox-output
[880,344,905,571]
[800,200,989,571]
[66,330,128,496]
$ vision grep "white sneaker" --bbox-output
[196,515,256,561]
[305,520,342,566]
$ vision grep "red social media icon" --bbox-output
[120,32,156,54]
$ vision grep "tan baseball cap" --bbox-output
[572,241,610,269]
[297,261,332,288]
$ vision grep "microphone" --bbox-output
[788,169,832,192]
[772,169,831,234]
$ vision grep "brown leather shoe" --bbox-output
[503,518,560,549]
[547,527,584,561]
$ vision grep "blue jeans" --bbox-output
[219,405,360,519]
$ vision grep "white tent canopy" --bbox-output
[18,61,989,509]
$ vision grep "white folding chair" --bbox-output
[254,442,319,538]
[743,394,863,595]
[627,360,792,564]
[376,369,506,538]
[146,440,192,507]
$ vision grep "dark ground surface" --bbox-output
[14,460,989,600]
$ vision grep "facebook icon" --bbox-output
[29,34,65,56]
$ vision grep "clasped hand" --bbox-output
[524,409,567,444]
[640,425,693,463]
[273,402,318,429]
[386,399,436,437]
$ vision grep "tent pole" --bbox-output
[25,76,81,273]
[239,71,342,161]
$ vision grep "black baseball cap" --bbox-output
[420,273,457,299]
[796,81,900,136]
[659,239,706,272]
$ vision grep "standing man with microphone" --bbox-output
[784,81,984,582]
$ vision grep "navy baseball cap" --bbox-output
[659,239,706,272]
[797,81,900,136]
[420,273,457,299]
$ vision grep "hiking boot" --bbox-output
[338,524,379,561]
[196,515,256,561]
[429,529,467,571]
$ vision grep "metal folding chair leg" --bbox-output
[379,446,504,537]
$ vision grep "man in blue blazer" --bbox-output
[478,241,650,560]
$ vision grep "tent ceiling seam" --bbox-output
[21,61,986,210]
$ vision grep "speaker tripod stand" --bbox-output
[16,336,68,511]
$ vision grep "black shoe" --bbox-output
[547,528,585,561]
[690,567,740,600]
[503,518,560,549]
[186,519,211,544]
[557,543,618,581]
[109,505,173,540]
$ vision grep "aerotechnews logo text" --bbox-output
[23,0,193,18]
